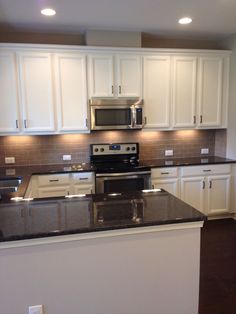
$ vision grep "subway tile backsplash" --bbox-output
[0,129,226,166]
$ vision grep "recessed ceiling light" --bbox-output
[178,17,192,25]
[41,8,56,16]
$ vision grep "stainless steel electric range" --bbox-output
[90,143,151,194]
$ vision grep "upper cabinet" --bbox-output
[17,51,55,132]
[172,56,197,128]
[143,55,171,128]
[143,52,229,130]
[0,52,20,133]
[197,57,223,127]
[88,54,142,98]
[54,53,88,132]
[0,44,230,135]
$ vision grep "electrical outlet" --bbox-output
[5,157,15,164]
[201,148,209,155]
[63,155,71,161]
[165,150,173,156]
[28,305,43,314]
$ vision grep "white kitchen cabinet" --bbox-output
[54,53,88,132]
[197,57,223,127]
[151,167,179,197]
[143,56,171,128]
[25,172,95,199]
[0,52,20,133]
[17,51,55,132]
[172,56,197,128]
[180,176,205,211]
[207,175,231,215]
[180,164,231,215]
[88,54,142,98]
[37,186,70,198]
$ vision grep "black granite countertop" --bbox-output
[0,189,206,242]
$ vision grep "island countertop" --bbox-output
[0,189,206,243]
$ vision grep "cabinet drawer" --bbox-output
[181,164,231,177]
[72,172,94,184]
[151,167,178,179]
[37,174,70,186]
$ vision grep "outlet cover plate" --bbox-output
[5,157,15,164]
[63,155,71,161]
[165,150,173,157]
[28,305,43,314]
[201,148,209,155]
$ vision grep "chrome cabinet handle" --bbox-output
[119,85,121,94]
[209,181,212,189]
[85,118,88,127]
[202,181,205,189]
[200,115,203,123]
[203,169,211,172]
[193,116,196,124]
[144,117,147,125]
[24,119,27,128]
[161,172,170,175]
[49,179,59,182]
[152,185,154,189]
[16,120,19,129]
[79,177,89,181]
[111,85,114,94]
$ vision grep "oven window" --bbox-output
[104,178,144,193]
[95,109,131,126]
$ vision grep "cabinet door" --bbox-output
[180,177,205,213]
[88,54,114,97]
[0,52,20,133]
[62,199,91,230]
[37,186,70,198]
[55,53,88,132]
[0,204,27,238]
[143,56,171,128]
[198,57,223,127]
[28,201,62,233]
[73,184,94,195]
[116,55,141,98]
[207,175,231,215]
[18,52,55,132]
[172,57,197,128]
[152,179,179,197]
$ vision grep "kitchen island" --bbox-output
[0,189,205,314]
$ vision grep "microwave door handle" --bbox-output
[128,107,135,128]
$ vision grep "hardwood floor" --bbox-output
[199,218,236,314]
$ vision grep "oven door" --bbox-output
[95,171,151,194]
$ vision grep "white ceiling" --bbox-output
[0,0,236,39]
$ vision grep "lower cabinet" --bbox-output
[25,172,95,199]
[152,164,232,216]
[180,165,231,216]
[151,167,179,197]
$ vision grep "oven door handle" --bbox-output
[96,171,151,177]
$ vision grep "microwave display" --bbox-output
[95,108,131,126]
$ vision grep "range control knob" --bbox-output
[94,148,99,152]
[100,148,104,152]
[131,146,136,151]
[126,147,130,151]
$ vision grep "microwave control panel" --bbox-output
[91,143,138,156]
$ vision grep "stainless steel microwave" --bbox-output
[90,98,144,130]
